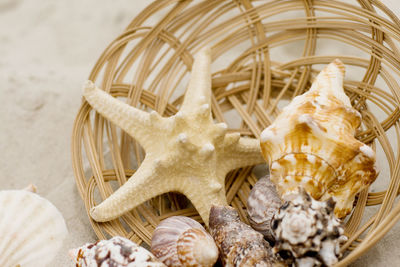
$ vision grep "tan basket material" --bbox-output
[72,0,400,265]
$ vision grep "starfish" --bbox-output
[83,48,264,225]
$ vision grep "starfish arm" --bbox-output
[180,47,212,115]
[83,81,163,150]
[182,177,227,226]
[90,157,174,222]
[220,134,265,171]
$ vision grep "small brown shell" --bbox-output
[247,176,282,241]
[209,205,275,267]
[69,236,166,267]
[151,216,218,267]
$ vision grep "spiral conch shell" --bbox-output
[260,59,378,218]
[209,205,276,267]
[272,189,346,266]
[151,216,218,267]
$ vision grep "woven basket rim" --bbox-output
[71,0,400,265]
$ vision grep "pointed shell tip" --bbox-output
[260,128,273,143]
[331,58,345,75]
[23,184,37,193]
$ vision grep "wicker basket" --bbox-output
[72,0,400,265]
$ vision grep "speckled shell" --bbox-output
[70,236,166,267]
[0,190,68,267]
[247,176,282,241]
[151,216,218,267]
[271,189,346,266]
[260,59,378,218]
[209,205,275,267]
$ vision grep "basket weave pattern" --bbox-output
[72,0,400,265]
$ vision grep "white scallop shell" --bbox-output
[0,190,68,267]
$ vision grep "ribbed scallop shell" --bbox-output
[247,176,282,241]
[260,59,378,218]
[0,190,68,267]
[209,205,275,267]
[151,216,218,267]
[70,236,165,267]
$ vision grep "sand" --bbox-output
[0,0,399,266]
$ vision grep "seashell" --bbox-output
[70,236,166,267]
[151,216,218,267]
[271,189,347,266]
[247,176,282,242]
[260,59,378,218]
[209,205,276,267]
[0,190,68,267]
[23,183,37,193]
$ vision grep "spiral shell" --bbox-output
[271,189,347,266]
[0,190,68,267]
[247,176,282,242]
[151,216,218,267]
[70,236,166,267]
[260,59,378,218]
[209,205,276,267]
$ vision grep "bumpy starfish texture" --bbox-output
[83,48,264,225]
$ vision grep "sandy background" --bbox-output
[0,0,399,266]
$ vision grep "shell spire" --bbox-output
[209,205,276,266]
[271,189,347,266]
[246,178,347,265]
[260,59,378,218]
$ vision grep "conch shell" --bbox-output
[70,236,166,267]
[209,205,276,267]
[151,216,218,267]
[272,189,346,266]
[260,59,378,218]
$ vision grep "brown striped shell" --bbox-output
[209,205,276,267]
[260,59,378,218]
[151,216,218,267]
[247,176,282,242]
